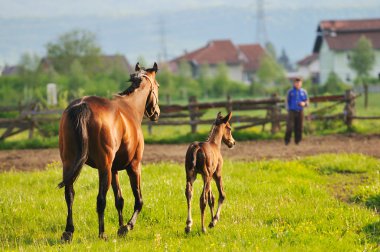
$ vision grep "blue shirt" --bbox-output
[286,87,308,111]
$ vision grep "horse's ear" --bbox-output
[135,62,141,72]
[216,111,222,118]
[222,112,232,124]
[153,62,158,73]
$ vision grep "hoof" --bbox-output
[202,227,207,233]
[185,226,191,234]
[61,231,73,243]
[98,232,108,240]
[117,225,130,237]
[208,221,215,228]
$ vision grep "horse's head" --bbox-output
[136,62,160,122]
[215,112,235,148]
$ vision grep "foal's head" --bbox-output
[214,112,235,148]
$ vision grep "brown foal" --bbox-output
[58,62,160,242]
[184,112,235,233]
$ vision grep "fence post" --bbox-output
[147,121,153,135]
[226,94,232,114]
[28,121,35,139]
[270,93,281,134]
[344,89,355,129]
[188,96,198,133]
[165,94,171,105]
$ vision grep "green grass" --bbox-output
[0,154,379,251]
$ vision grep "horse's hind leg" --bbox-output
[97,168,112,240]
[185,173,196,233]
[200,176,211,233]
[61,183,75,242]
[207,189,215,228]
[111,170,127,237]
[125,160,143,231]
[210,174,226,228]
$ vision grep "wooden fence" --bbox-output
[0,90,379,141]
[147,90,362,134]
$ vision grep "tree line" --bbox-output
[0,29,376,108]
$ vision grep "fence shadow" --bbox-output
[363,221,380,245]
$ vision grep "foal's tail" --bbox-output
[185,143,204,171]
[58,102,91,188]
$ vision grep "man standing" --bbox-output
[285,77,309,145]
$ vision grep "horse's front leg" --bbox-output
[125,160,143,231]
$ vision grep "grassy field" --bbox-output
[0,154,379,251]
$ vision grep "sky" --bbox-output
[1,0,380,67]
[1,0,379,18]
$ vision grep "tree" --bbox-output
[136,55,147,68]
[156,66,175,103]
[212,63,230,97]
[67,59,88,100]
[198,64,212,98]
[257,55,287,94]
[46,29,101,74]
[324,72,348,94]
[19,52,40,73]
[349,36,375,108]
[277,48,293,71]
[177,60,199,99]
[265,42,277,59]
[18,52,42,103]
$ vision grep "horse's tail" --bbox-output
[58,102,91,188]
[191,145,201,169]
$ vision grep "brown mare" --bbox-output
[58,62,160,242]
[184,112,235,233]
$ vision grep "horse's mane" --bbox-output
[118,66,157,96]
[206,114,224,141]
[118,70,146,96]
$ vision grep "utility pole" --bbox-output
[256,0,268,46]
[159,17,168,62]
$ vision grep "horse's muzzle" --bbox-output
[149,112,159,122]
[227,140,236,149]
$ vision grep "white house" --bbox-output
[313,18,380,85]
[296,53,319,83]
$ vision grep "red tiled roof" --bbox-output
[314,18,380,52]
[171,40,266,72]
[297,53,318,66]
[172,40,242,65]
[325,32,380,50]
[238,44,266,72]
[320,19,380,32]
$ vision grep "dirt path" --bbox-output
[0,134,379,172]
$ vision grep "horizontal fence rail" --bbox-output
[0,90,376,140]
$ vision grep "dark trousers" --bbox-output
[285,110,304,144]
